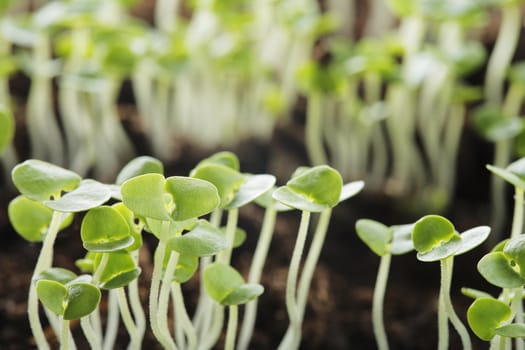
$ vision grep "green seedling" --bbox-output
[121,172,220,350]
[355,220,414,350]
[474,233,525,349]
[190,151,275,350]
[0,104,14,154]
[412,215,490,350]
[203,263,264,350]
[35,268,101,350]
[10,159,111,350]
[274,165,364,350]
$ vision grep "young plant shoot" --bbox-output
[9,159,112,349]
[273,165,364,350]
[355,220,414,350]
[412,215,490,350]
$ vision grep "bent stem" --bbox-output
[278,211,311,350]
[237,206,277,350]
[172,282,197,350]
[373,254,392,350]
[29,210,65,350]
[117,287,141,350]
[440,257,471,350]
[80,316,101,349]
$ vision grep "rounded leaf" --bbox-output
[193,151,240,171]
[221,283,264,305]
[63,282,101,320]
[34,267,77,284]
[173,253,199,283]
[390,224,415,255]
[115,156,164,185]
[81,206,133,252]
[96,252,141,289]
[455,226,491,256]
[169,220,228,257]
[225,174,276,209]
[165,176,220,221]
[36,280,67,316]
[9,196,54,242]
[477,252,525,288]
[504,235,525,278]
[121,173,171,220]
[495,324,525,338]
[203,263,244,303]
[487,162,525,190]
[355,219,392,256]
[254,188,293,211]
[472,105,523,142]
[283,165,343,210]
[44,179,111,212]
[190,163,245,208]
[412,215,458,254]
[11,160,81,201]
[112,202,143,252]
[339,181,365,202]
[467,297,511,341]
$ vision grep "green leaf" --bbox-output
[461,287,493,299]
[472,105,523,142]
[11,160,81,202]
[112,202,143,252]
[36,280,67,316]
[284,165,343,210]
[81,206,133,252]
[272,186,327,212]
[467,297,511,341]
[221,283,264,305]
[63,282,101,320]
[477,252,525,288]
[96,252,141,289]
[115,156,164,185]
[165,176,220,221]
[339,181,365,203]
[390,224,415,255]
[173,253,199,283]
[34,267,77,285]
[190,163,245,208]
[254,187,293,212]
[203,263,244,303]
[495,324,525,338]
[225,174,276,209]
[121,173,171,221]
[8,195,54,242]
[193,151,240,171]
[412,215,459,255]
[503,235,525,278]
[486,163,525,190]
[0,104,14,155]
[44,179,111,213]
[169,220,228,257]
[455,226,491,256]
[355,219,392,256]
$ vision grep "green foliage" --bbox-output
[94,251,141,289]
[8,195,73,242]
[35,270,101,320]
[467,297,511,340]
[203,263,264,306]
[44,179,112,213]
[115,156,164,185]
[81,206,133,252]
[11,160,81,202]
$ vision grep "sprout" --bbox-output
[355,220,414,350]
[412,215,490,350]
[274,165,364,349]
